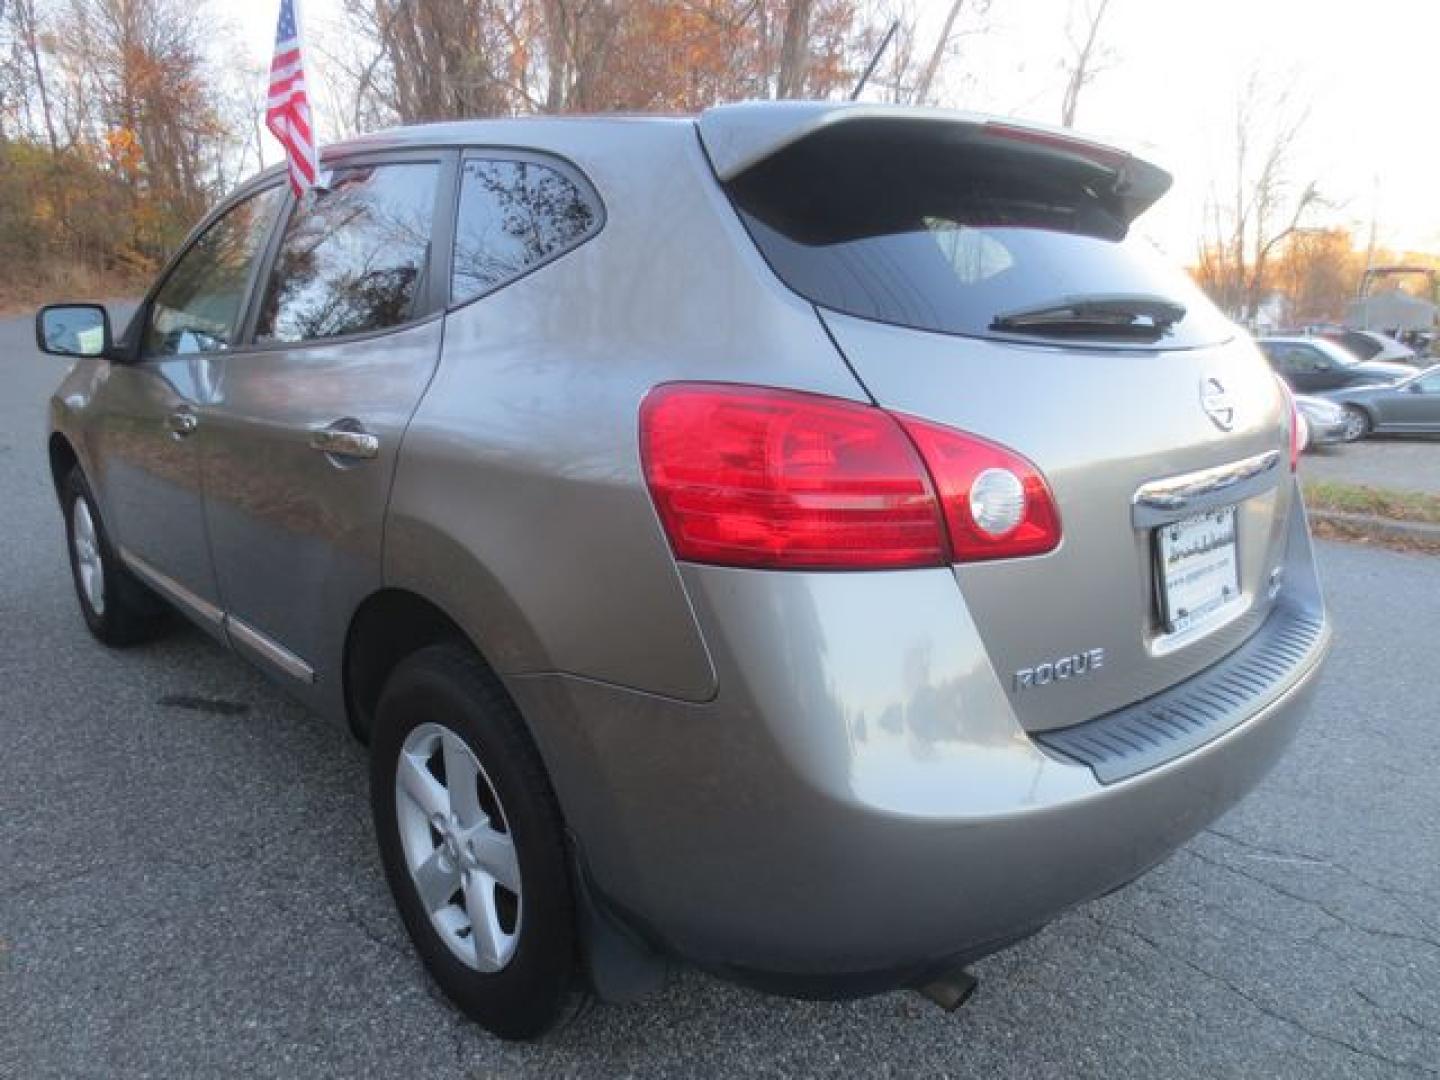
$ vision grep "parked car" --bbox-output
[37,103,1331,1040]
[1294,393,1348,448]
[1259,335,1414,392]
[1319,328,1420,366]
[1322,363,1440,440]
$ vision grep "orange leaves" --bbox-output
[104,127,143,176]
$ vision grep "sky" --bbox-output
[236,0,1439,260]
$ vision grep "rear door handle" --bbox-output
[309,423,379,461]
[167,411,198,438]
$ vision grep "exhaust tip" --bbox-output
[916,967,978,1012]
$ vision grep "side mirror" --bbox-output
[35,304,112,358]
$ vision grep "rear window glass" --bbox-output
[727,122,1233,349]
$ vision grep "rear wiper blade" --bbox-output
[990,293,1186,339]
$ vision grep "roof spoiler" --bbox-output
[698,101,1173,226]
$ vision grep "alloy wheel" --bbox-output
[71,497,105,616]
[395,722,522,972]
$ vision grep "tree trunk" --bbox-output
[775,0,814,98]
[16,0,60,151]
[912,0,964,106]
[1060,0,1111,129]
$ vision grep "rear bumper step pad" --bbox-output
[1034,601,1327,784]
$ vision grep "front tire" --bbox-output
[370,643,577,1040]
[61,468,166,646]
[1341,405,1371,442]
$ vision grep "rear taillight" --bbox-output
[896,416,1063,561]
[639,384,1062,570]
[1276,379,1302,471]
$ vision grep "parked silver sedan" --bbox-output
[1295,394,1349,448]
[1323,364,1440,440]
[37,102,1331,1040]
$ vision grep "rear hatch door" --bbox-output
[707,106,1297,732]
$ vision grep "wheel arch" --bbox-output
[342,588,475,744]
[48,432,80,496]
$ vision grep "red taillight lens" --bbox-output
[639,384,946,569]
[1276,379,1301,471]
[639,384,1063,569]
[896,415,1063,561]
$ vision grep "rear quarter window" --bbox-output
[450,156,602,303]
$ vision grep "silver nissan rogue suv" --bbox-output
[40,101,1331,1039]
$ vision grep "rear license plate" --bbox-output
[1157,507,1240,635]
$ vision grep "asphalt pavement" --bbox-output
[1302,438,1440,496]
[2,310,1438,1078]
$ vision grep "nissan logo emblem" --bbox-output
[1200,376,1236,431]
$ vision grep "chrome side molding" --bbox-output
[118,547,225,632]
[117,547,315,684]
[226,616,316,684]
[1132,449,1282,527]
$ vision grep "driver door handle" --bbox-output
[167,411,198,438]
[309,423,380,461]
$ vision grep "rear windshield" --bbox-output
[726,121,1233,349]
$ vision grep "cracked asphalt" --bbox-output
[2,309,1438,1078]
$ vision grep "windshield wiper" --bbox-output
[990,293,1186,340]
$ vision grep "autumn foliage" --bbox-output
[3,0,916,305]
[1,0,234,303]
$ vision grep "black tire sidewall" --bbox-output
[370,645,575,1040]
[60,468,163,646]
[61,469,121,641]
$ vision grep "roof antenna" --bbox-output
[850,19,900,101]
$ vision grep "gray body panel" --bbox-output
[71,357,220,612]
[198,318,447,710]
[821,311,1294,732]
[510,499,1327,975]
[45,104,1331,994]
[386,119,861,700]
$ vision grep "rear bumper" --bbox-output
[1307,416,1349,446]
[509,503,1329,995]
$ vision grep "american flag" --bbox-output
[266,0,319,196]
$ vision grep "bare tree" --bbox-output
[1194,72,1323,324]
[861,0,989,105]
[540,0,620,112]
[775,0,814,97]
[1058,0,1113,129]
[340,0,538,123]
[911,0,965,105]
[8,0,59,149]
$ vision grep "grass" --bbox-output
[1302,480,1440,526]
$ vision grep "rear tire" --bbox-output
[61,468,167,646]
[370,643,577,1040]
[1341,406,1371,442]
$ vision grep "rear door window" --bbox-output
[450,156,601,303]
[255,161,441,344]
[726,122,1232,349]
